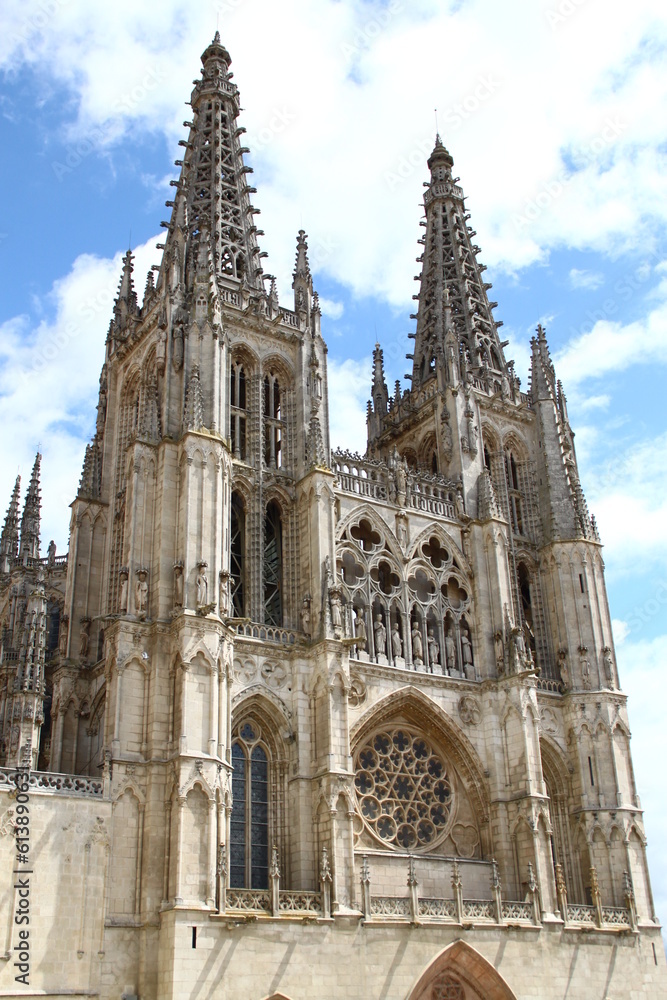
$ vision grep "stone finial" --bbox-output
[0,474,21,571]
[19,453,41,563]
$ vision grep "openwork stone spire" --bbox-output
[0,474,21,572]
[19,453,41,562]
[530,325,598,542]
[411,137,506,387]
[164,33,266,289]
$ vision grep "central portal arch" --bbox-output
[408,940,518,1000]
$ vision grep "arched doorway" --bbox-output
[408,940,518,1000]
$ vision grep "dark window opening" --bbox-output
[230,492,246,617]
[230,730,269,889]
[263,502,282,626]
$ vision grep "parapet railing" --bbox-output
[217,853,637,932]
[234,622,298,645]
[331,449,459,519]
[0,767,103,798]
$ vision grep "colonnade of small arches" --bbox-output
[337,510,476,676]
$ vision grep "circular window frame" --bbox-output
[353,725,455,853]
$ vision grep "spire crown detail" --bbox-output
[19,453,41,563]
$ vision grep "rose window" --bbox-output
[354,727,453,850]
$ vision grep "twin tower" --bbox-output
[0,33,663,1000]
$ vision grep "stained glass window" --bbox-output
[229,724,270,888]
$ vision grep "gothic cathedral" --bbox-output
[0,34,665,1000]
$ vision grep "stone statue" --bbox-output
[47,539,56,569]
[330,590,342,630]
[445,629,457,674]
[135,570,148,614]
[354,609,367,647]
[461,627,474,677]
[374,613,387,658]
[579,646,591,689]
[427,627,440,671]
[79,619,90,659]
[219,571,230,616]
[196,566,208,607]
[602,646,615,688]
[119,569,129,612]
[493,630,505,675]
[156,327,167,373]
[173,564,184,607]
[391,621,403,660]
[58,615,69,657]
[396,517,408,550]
[558,649,571,691]
[411,622,423,665]
[395,456,407,507]
[301,594,312,637]
[510,625,526,673]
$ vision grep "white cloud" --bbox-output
[617,633,667,933]
[568,267,604,290]
[554,294,667,387]
[0,236,160,552]
[612,618,630,644]
[318,297,344,320]
[577,393,610,411]
[327,356,370,454]
[579,432,667,581]
[0,0,666,304]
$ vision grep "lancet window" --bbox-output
[505,450,524,535]
[263,501,283,626]
[230,362,247,460]
[230,491,246,617]
[263,373,283,469]
[230,721,270,889]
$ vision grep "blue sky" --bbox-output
[1,0,666,936]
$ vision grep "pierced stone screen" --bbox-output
[354,727,453,850]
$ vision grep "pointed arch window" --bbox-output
[264,373,283,469]
[230,723,269,889]
[230,362,247,460]
[505,449,524,535]
[230,491,246,617]
[263,502,283,626]
[517,562,535,655]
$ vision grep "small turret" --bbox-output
[19,453,41,564]
[111,249,139,339]
[292,230,313,320]
[371,343,389,415]
[0,475,21,573]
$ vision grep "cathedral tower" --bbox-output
[0,35,664,1000]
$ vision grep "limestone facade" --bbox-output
[0,32,665,1000]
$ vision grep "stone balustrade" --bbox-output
[0,767,103,797]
